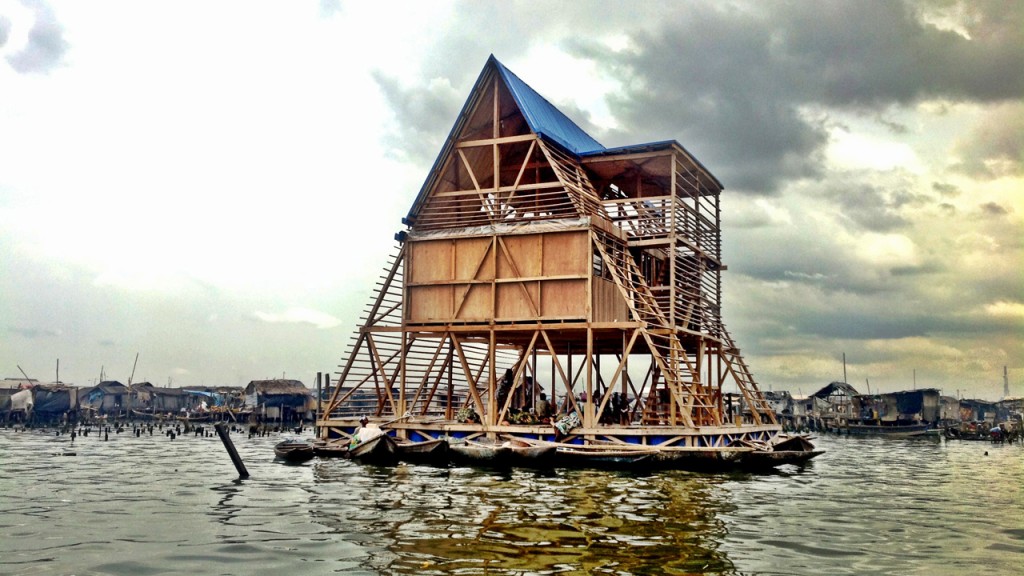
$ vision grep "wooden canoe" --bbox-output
[274,440,314,463]
[349,433,398,465]
[555,446,654,469]
[311,441,350,458]
[394,438,449,465]
[448,439,513,466]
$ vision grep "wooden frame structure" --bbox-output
[319,56,779,452]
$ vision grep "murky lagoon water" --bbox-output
[1,428,1021,575]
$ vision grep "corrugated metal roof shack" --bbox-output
[244,379,313,423]
[80,381,129,414]
[852,389,941,423]
[131,382,186,413]
[31,384,79,415]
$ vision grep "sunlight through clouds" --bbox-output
[985,301,1024,319]
[827,129,923,173]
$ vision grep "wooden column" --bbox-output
[487,328,497,430]
[669,155,678,328]
[585,327,594,428]
[446,338,454,420]
[399,331,407,417]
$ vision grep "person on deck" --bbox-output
[536,393,551,421]
[497,369,513,411]
[351,416,382,448]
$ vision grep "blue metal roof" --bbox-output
[491,57,605,155]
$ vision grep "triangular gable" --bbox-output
[407,55,604,224]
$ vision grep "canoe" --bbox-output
[738,448,824,470]
[735,434,824,470]
[736,447,823,470]
[844,422,930,437]
[502,438,556,467]
[505,438,654,469]
[555,446,654,469]
[130,409,166,421]
[448,438,556,468]
[652,448,740,471]
[394,438,449,465]
[311,441,350,458]
[349,433,398,465]
[274,440,314,463]
[177,413,212,423]
[448,439,513,466]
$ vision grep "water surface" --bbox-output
[1,428,1021,575]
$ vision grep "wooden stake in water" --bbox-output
[215,423,249,479]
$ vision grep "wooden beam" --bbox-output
[450,334,486,417]
[593,329,640,421]
[455,134,537,148]
[540,329,581,416]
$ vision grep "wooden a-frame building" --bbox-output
[319,56,781,452]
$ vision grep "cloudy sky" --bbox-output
[2,1,1021,399]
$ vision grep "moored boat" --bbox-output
[556,446,655,469]
[509,438,657,470]
[349,432,398,465]
[448,439,513,466]
[845,421,931,437]
[311,441,350,458]
[736,435,824,470]
[503,438,556,467]
[274,440,315,463]
[394,437,449,465]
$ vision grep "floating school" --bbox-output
[317,56,819,469]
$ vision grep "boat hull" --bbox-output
[311,442,350,458]
[274,441,315,463]
[318,420,821,471]
[845,423,931,437]
[394,438,449,465]
[349,433,398,465]
[448,441,513,466]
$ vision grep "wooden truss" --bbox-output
[320,59,776,444]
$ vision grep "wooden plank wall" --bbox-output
[406,230,597,323]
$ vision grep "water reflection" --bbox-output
[209,483,244,525]
[306,460,740,575]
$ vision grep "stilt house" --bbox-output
[81,381,129,415]
[320,56,778,448]
[244,379,312,421]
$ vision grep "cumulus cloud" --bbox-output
[319,0,342,18]
[589,1,1021,192]
[0,15,12,46]
[373,72,463,165]
[253,307,342,330]
[952,103,1024,178]
[3,0,68,74]
[979,201,1009,216]
[932,182,961,197]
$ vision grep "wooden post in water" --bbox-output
[315,372,322,438]
[215,423,249,479]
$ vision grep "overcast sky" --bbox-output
[2,1,1021,399]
